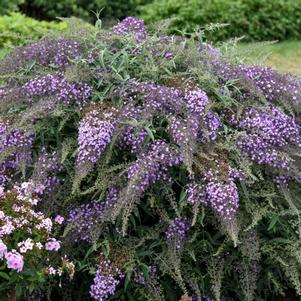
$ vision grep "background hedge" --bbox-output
[0,0,150,22]
[139,0,301,42]
[0,13,67,48]
[1,0,300,42]
[0,0,23,15]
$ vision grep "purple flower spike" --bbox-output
[112,17,147,43]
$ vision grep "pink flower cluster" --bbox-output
[0,182,62,273]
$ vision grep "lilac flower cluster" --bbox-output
[0,121,33,186]
[184,88,221,143]
[167,88,220,165]
[121,81,221,149]
[117,103,148,154]
[214,62,301,105]
[90,254,124,301]
[184,88,209,116]
[31,149,63,195]
[237,133,291,170]
[187,165,240,221]
[121,126,148,154]
[76,109,118,173]
[22,74,91,106]
[197,42,221,59]
[203,168,239,220]
[165,88,208,158]
[187,182,206,206]
[121,80,185,116]
[127,140,181,195]
[68,187,119,241]
[115,82,221,177]
[3,39,82,71]
[244,66,301,104]
[234,107,301,171]
[235,107,301,147]
[200,111,221,142]
[166,217,190,250]
[134,265,158,286]
[112,17,147,43]
[118,84,200,157]
[204,180,239,220]
[168,115,199,155]
[34,149,63,177]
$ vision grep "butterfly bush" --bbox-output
[89,253,124,301]
[214,62,301,105]
[76,109,119,174]
[30,149,63,195]
[231,106,301,175]
[68,187,119,242]
[0,15,301,301]
[22,73,92,106]
[166,217,190,250]
[0,121,33,186]
[0,39,82,74]
[127,140,180,194]
[112,16,147,43]
[187,165,240,221]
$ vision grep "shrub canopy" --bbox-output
[139,0,301,42]
[0,17,301,301]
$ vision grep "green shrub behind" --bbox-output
[20,0,150,22]
[139,0,301,42]
[0,0,24,15]
[0,12,67,47]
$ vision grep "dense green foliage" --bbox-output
[0,12,67,47]
[0,17,301,301]
[139,0,301,42]
[0,0,23,15]
[1,0,300,43]
[0,0,150,22]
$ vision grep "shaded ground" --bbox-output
[265,290,299,301]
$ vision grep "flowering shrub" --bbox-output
[0,182,73,299]
[0,16,301,301]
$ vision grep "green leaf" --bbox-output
[15,284,22,298]
[62,223,73,238]
[179,189,187,204]
[28,282,35,294]
[145,126,155,142]
[124,270,132,291]
[102,240,110,258]
[0,272,9,280]
[268,215,279,231]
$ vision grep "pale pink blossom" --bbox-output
[45,238,61,251]
[55,215,64,225]
[5,250,24,272]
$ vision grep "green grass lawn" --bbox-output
[240,40,301,75]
